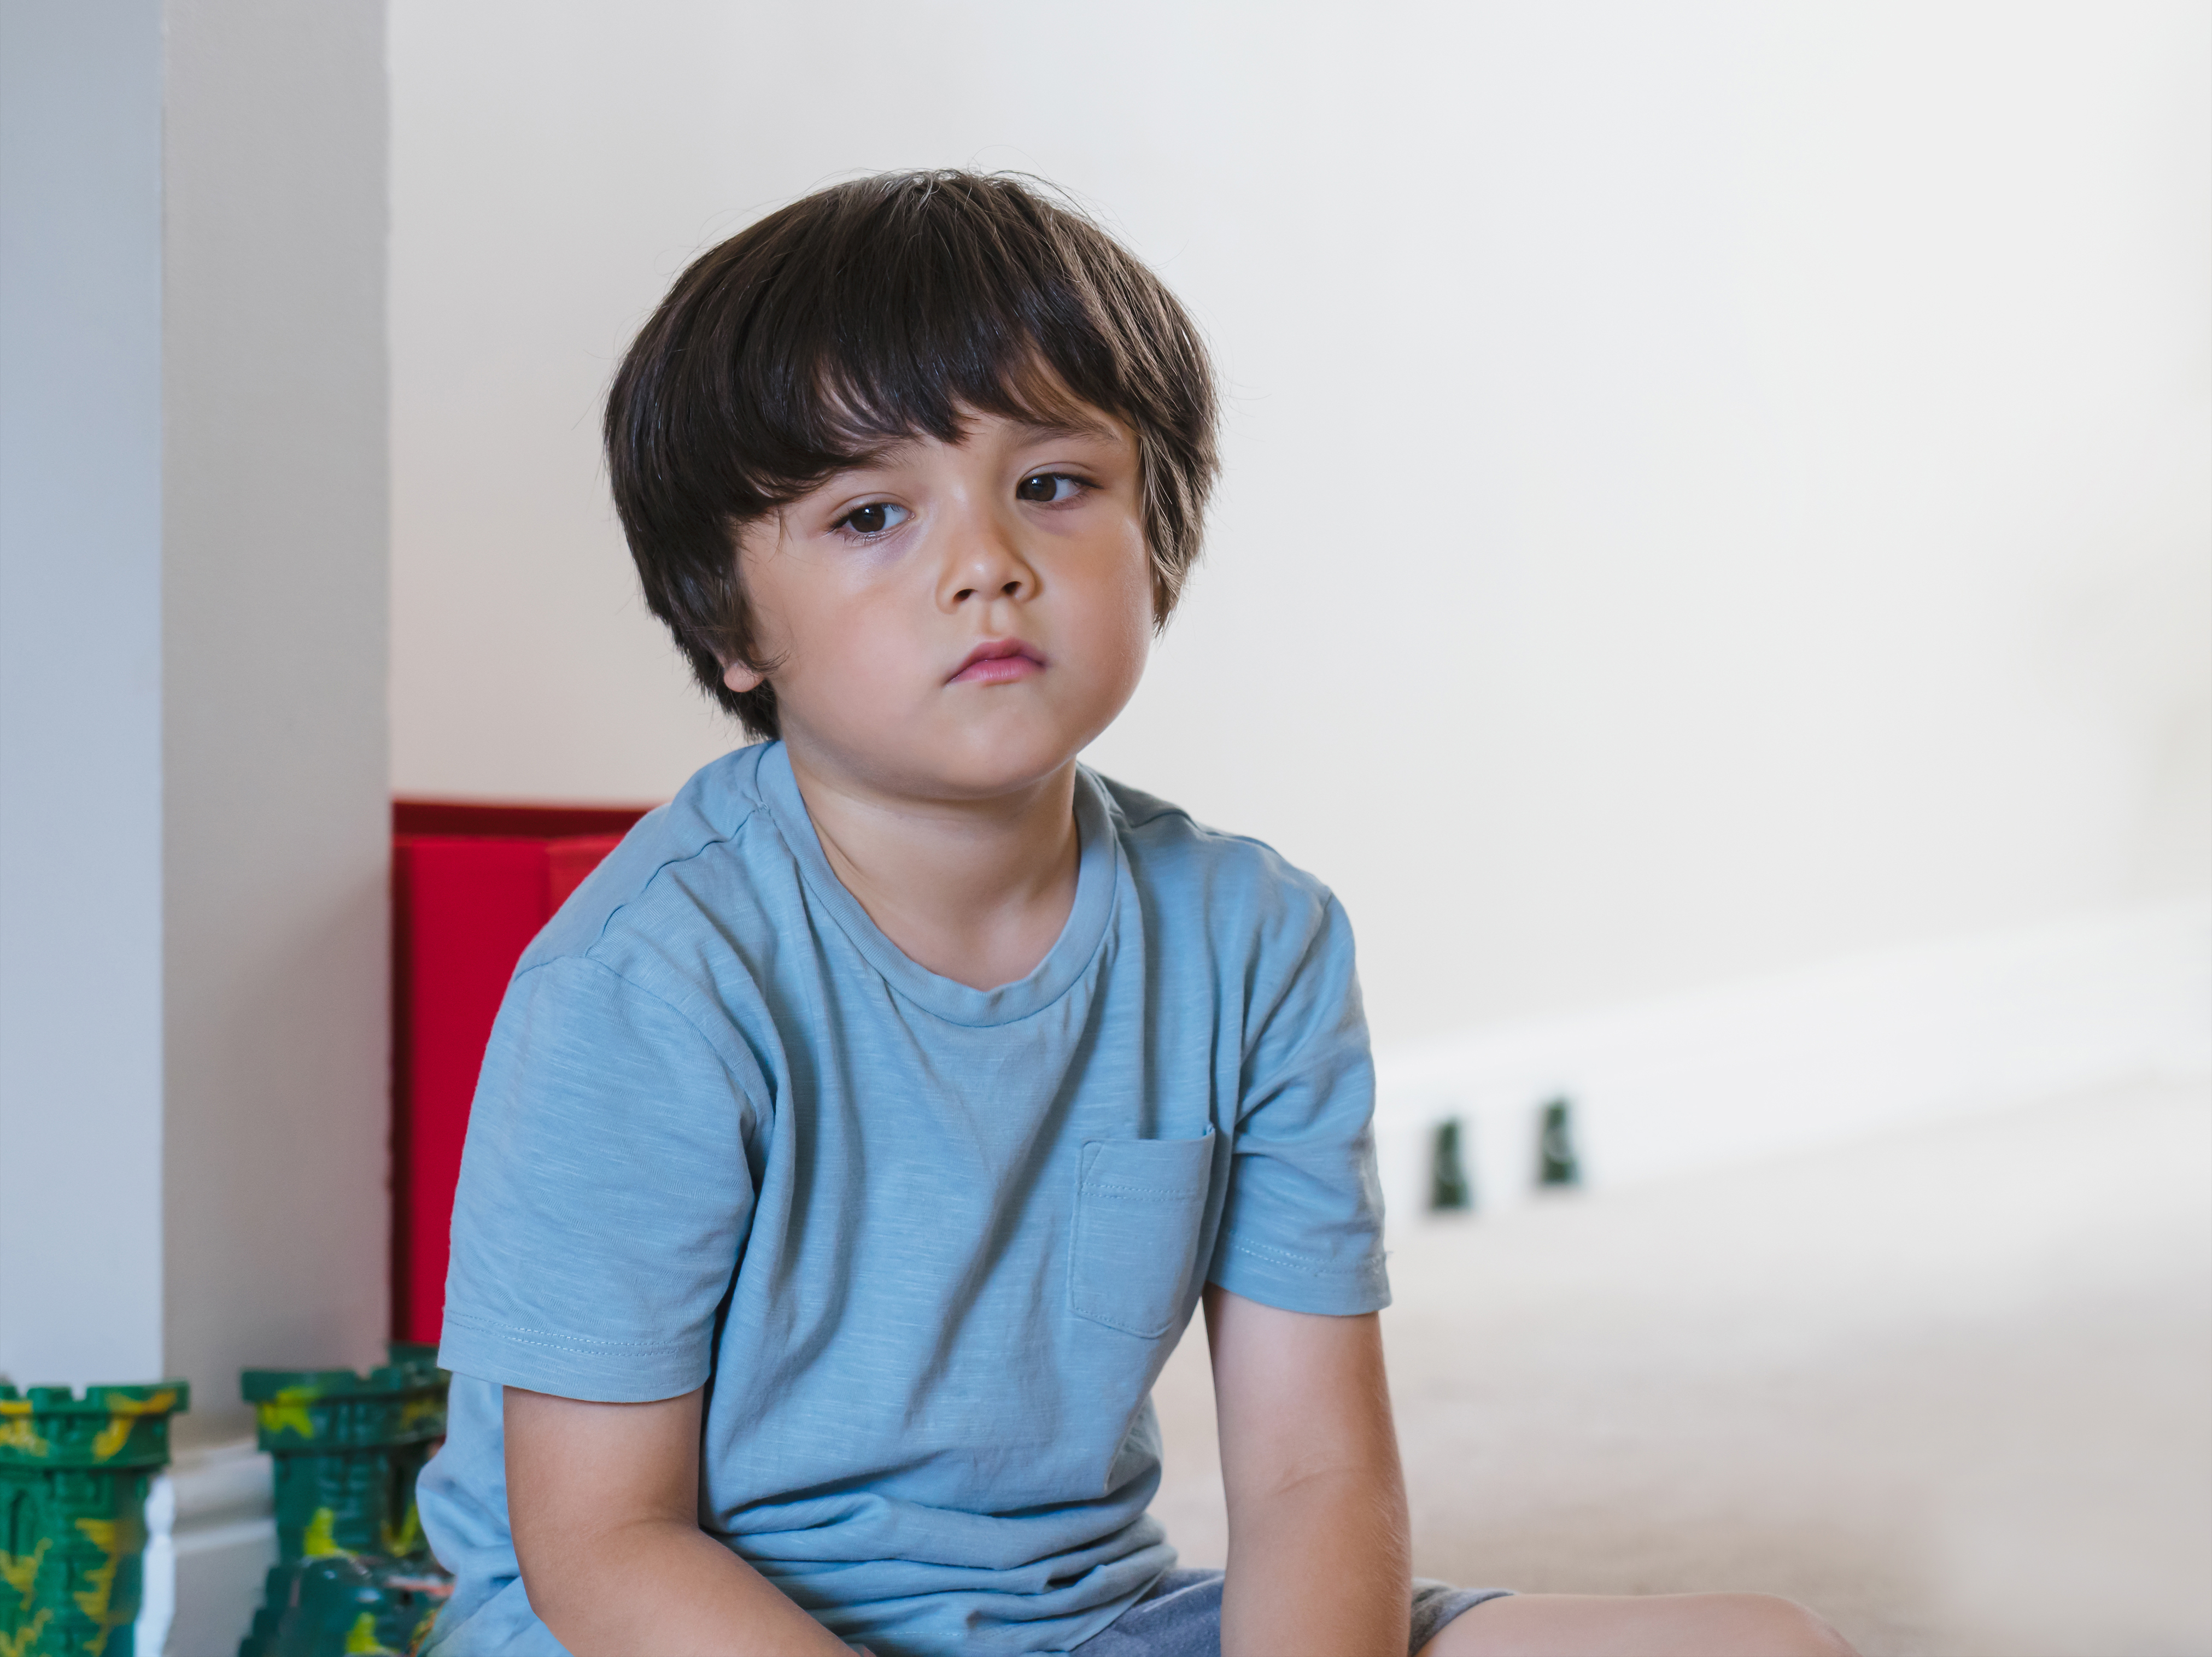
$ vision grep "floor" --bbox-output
[1149,1080,2212,1657]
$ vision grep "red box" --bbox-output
[391,800,653,1344]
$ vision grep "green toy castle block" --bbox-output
[0,1379,189,1657]
[238,1346,452,1657]
[239,1345,445,1566]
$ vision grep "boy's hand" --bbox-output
[1206,1286,1413,1657]
[505,1385,854,1656]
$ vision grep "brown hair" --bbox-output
[604,171,1220,740]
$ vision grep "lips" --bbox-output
[947,639,1046,686]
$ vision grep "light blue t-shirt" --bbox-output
[419,742,1388,1657]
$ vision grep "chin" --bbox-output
[924,723,1090,800]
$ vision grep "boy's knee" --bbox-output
[1719,1592,1857,1657]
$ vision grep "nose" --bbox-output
[937,512,1037,612]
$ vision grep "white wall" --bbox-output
[0,0,390,1451]
[390,0,2211,1047]
[1,0,167,1386]
[161,0,393,1443]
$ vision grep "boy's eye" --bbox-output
[1016,472,1085,504]
[836,502,908,535]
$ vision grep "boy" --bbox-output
[418,172,1853,1657]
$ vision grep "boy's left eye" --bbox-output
[1016,472,1085,504]
[835,501,909,535]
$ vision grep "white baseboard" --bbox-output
[149,1437,276,1656]
[1371,898,2212,1233]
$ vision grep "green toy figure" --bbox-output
[237,1345,451,1657]
[0,1379,189,1657]
[1537,1096,1583,1188]
[1429,1117,1474,1211]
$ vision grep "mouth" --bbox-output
[947,639,1047,686]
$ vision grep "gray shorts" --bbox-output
[1072,1568,1512,1654]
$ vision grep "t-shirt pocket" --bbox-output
[1068,1129,1216,1339]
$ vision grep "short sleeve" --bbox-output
[1207,895,1390,1315]
[438,955,761,1401]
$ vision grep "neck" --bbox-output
[782,742,1082,992]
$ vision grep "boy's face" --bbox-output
[727,401,1154,803]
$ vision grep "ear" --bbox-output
[722,659,767,695]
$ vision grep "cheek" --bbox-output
[1099,584,1152,688]
[1094,536,1157,680]
[788,588,922,701]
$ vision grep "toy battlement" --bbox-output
[0,1381,189,1471]
[238,1343,441,1406]
[241,1345,445,1456]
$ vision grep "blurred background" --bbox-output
[393,1,2208,1045]
[4,2,2207,1652]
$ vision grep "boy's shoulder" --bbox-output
[1090,768,1343,945]
[513,742,782,980]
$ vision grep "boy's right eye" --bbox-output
[835,502,908,536]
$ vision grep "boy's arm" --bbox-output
[505,1385,856,1656]
[1206,1285,1412,1657]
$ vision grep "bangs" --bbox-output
[765,184,1127,488]
[791,351,1121,498]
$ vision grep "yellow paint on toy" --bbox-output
[0,1535,49,1602]
[71,1517,120,1655]
[86,1389,178,1463]
[397,1396,442,1434]
[342,1610,398,1654]
[379,1501,422,1558]
[256,1386,320,1439]
[0,1416,49,1457]
[302,1506,354,1559]
[0,1400,28,1415]
[0,1607,51,1657]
